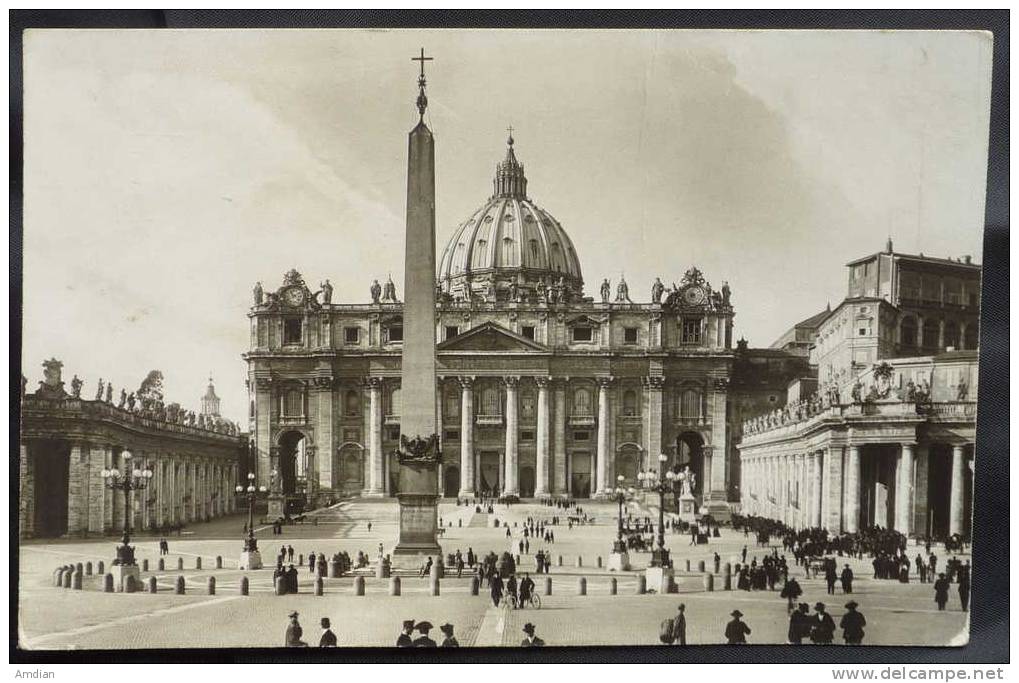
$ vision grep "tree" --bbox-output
[137,370,164,404]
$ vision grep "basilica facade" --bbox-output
[244,137,792,517]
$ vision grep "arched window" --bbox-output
[521,390,536,420]
[283,388,303,417]
[344,390,360,416]
[622,390,638,416]
[922,319,940,351]
[444,388,460,419]
[529,239,540,262]
[573,387,592,416]
[481,386,501,416]
[502,236,514,265]
[900,316,918,348]
[944,321,960,350]
[472,240,487,268]
[680,388,701,418]
[386,387,401,417]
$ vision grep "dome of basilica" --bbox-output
[437,135,584,303]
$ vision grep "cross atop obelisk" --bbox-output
[412,48,433,120]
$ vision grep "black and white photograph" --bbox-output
[12,16,1005,663]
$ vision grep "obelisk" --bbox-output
[392,49,442,563]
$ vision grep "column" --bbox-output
[895,443,915,534]
[315,377,334,491]
[844,445,861,533]
[553,380,567,496]
[535,377,551,497]
[949,444,966,536]
[707,379,729,499]
[19,443,34,538]
[104,447,114,531]
[67,442,86,536]
[458,376,475,497]
[912,444,930,536]
[811,451,823,527]
[503,377,520,497]
[644,377,664,470]
[595,377,613,497]
[366,378,384,496]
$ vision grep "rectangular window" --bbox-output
[385,425,401,441]
[344,326,360,344]
[572,326,593,343]
[623,327,639,344]
[681,318,702,344]
[520,431,535,442]
[573,431,590,441]
[342,428,359,442]
[283,317,303,345]
[521,326,536,340]
[386,325,403,343]
[859,328,867,336]
[445,325,459,340]
[444,429,460,441]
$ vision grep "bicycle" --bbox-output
[503,592,542,610]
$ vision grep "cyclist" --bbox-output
[519,573,535,608]
[506,574,518,608]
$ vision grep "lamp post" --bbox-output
[612,474,628,553]
[637,453,676,568]
[101,450,154,568]
[235,472,267,553]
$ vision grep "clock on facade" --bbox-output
[283,287,306,307]
[682,285,707,306]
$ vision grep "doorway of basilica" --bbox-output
[479,452,500,496]
[570,452,592,499]
[676,432,705,499]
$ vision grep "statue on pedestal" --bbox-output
[651,277,664,304]
[70,375,83,398]
[253,281,263,306]
[319,279,333,304]
[95,379,104,401]
[370,279,382,304]
[105,383,113,403]
[118,388,127,408]
[600,278,611,304]
[382,276,398,303]
[615,277,632,303]
[721,281,731,306]
[126,392,136,411]
[680,466,697,497]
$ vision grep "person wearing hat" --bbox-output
[724,609,751,644]
[319,617,337,647]
[840,564,855,594]
[440,623,459,648]
[840,601,866,645]
[787,603,810,644]
[933,572,950,611]
[809,602,836,644]
[413,621,437,647]
[285,611,308,647]
[671,604,687,645]
[397,620,415,647]
[521,622,545,647]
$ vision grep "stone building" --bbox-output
[737,243,980,540]
[244,135,763,516]
[19,360,245,538]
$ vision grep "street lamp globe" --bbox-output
[247,472,255,481]
[235,485,244,493]
[658,453,668,464]
[247,485,255,493]
[143,469,153,479]
[101,468,111,478]
[259,486,267,493]
[110,468,120,478]
[132,468,142,478]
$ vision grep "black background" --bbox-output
[9,9,1009,665]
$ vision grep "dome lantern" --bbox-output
[493,129,527,199]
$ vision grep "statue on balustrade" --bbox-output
[850,380,863,404]
[95,378,104,401]
[615,277,632,303]
[370,279,382,304]
[105,383,113,404]
[600,278,611,304]
[651,277,664,304]
[253,281,263,306]
[126,392,136,411]
[118,389,127,408]
[70,375,83,398]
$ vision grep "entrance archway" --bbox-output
[338,446,363,493]
[570,452,592,499]
[479,452,500,496]
[31,440,70,537]
[615,445,640,486]
[676,432,705,497]
[443,466,461,498]
[519,466,535,498]
[277,431,309,513]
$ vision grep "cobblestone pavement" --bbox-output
[18,500,970,649]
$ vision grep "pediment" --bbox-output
[438,322,546,352]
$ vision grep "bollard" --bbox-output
[148,576,158,594]
[576,556,583,568]
[724,562,732,576]
[177,557,184,570]
[176,575,186,594]
[76,562,84,576]
[355,576,366,596]
[713,557,721,574]
[315,577,324,596]
[458,518,462,527]
[703,573,714,592]
[636,575,646,595]
[85,561,93,576]
[609,577,617,595]
[684,559,691,572]
[142,559,149,572]
[557,555,563,567]
[207,576,216,595]
[62,570,72,588]
[54,568,65,587]
[376,562,390,579]
[723,572,732,591]
[240,576,249,596]
[544,576,552,596]
[597,556,603,568]
[274,576,286,596]
[697,560,705,573]
[389,576,401,596]
[470,576,480,596]
[196,557,202,570]
[577,577,587,595]
[124,575,137,593]
[430,576,440,596]
[72,570,83,590]
[298,554,304,566]
[158,558,165,571]
[329,560,341,579]
[103,573,114,593]
[98,560,105,575]
[216,556,223,569]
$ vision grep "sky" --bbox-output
[22,29,993,423]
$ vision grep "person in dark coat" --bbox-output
[825,563,838,595]
[810,603,836,644]
[521,623,545,647]
[396,620,415,647]
[780,577,803,613]
[413,621,437,647]
[788,603,810,644]
[840,564,854,594]
[840,601,866,645]
[725,610,751,644]
[958,563,971,612]
[286,564,299,594]
[671,604,687,645]
[440,623,459,648]
[285,611,308,647]
[490,572,504,607]
[934,573,950,610]
[319,617,338,647]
